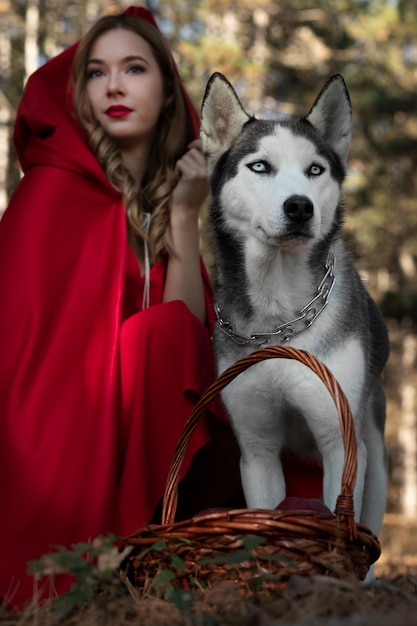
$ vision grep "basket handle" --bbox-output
[162,345,358,533]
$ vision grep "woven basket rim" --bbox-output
[161,345,358,532]
[125,505,381,566]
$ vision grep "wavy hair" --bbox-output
[71,13,195,261]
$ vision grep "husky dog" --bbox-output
[200,72,389,538]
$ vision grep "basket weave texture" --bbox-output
[124,346,381,593]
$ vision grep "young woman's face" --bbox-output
[85,28,165,148]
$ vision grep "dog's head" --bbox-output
[200,73,352,249]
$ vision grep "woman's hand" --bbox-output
[171,138,209,220]
[163,139,209,324]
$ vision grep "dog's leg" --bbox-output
[322,382,386,588]
[222,378,286,510]
[306,392,367,519]
[321,441,345,512]
[312,343,369,518]
[360,381,387,536]
[361,392,387,588]
[239,445,285,509]
[321,436,367,517]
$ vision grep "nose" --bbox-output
[283,195,314,222]
[106,72,124,95]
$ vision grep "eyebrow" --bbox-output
[86,54,150,66]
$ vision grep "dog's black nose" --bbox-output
[284,195,314,222]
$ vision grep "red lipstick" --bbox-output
[105,106,133,118]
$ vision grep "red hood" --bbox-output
[13,43,111,188]
[13,25,200,186]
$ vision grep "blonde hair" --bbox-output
[71,13,195,261]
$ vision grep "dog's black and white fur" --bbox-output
[200,73,389,540]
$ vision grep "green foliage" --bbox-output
[27,534,131,619]
[380,291,417,323]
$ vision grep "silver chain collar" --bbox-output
[215,250,336,347]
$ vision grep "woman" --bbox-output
[0,7,241,607]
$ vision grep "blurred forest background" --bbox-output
[0,0,416,567]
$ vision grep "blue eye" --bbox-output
[247,160,271,174]
[308,163,325,177]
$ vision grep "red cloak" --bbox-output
[0,23,241,607]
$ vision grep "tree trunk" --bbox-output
[0,93,12,216]
[399,334,417,518]
[24,0,39,83]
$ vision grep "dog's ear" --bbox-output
[305,74,352,166]
[200,72,251,174]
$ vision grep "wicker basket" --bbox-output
[124,345,381,594]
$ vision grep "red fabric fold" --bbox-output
[118,299,216,534]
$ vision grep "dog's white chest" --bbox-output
[218,336,366,442]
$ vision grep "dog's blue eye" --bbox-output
[308,163,325,177]
[247,161,271,174]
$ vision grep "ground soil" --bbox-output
[1,515,417,626]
